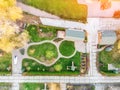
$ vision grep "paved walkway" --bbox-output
[95,84,105,90]
[87,28,101,77]
[17,2,60,19]
[11,83,19,90]
[60,83,66,90]
[0,76,120,83]
[12,49,23,76]
[23,39,77,66]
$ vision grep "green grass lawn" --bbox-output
[0,53,12,75]
[59,40,75,56]
[26,25,64,42]
[99,50,119,76]
[22,0,87,22]
[22,52,81,76]
[28,43,58,62]
[20,83,44,90]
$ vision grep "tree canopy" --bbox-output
[0,0,29,53]
[111,40,120,67]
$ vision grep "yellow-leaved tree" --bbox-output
[0,0,29,53]
[109,30,120,67]
[100,0,111,10]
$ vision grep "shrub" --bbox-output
[45,50,55,60]
[113,10,120,18]
[54,64,62,72]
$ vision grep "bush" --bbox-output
[22,52,81,75]
[113,10,120,18]
[45,50,55,60]
[54,64,62,72]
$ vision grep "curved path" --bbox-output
[23,40,60,66]
[23,39,78,66]
[12,39,79,77]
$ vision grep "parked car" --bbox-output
[14,56,18,64]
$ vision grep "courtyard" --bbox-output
[21,24,87,76]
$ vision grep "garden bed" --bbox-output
[26,25,64,42]
[98,49,120,76]
[28,43,58,64]
[22,52,81,76]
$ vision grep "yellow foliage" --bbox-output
[48,83,61,90]
[0,0,29,53]
[0,36,14,53]
[8,6,23,21]
[0,0,16,8]
[0,29,29,53]
[0,19,29,53]
[100,0,111,10]
[0,0,22,21]
[118,40,120,49]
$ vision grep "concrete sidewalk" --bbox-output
[17,2,60,19]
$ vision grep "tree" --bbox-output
[48,83,61,90]
[100,0,111,10]
[54,64,62,72]
[111,30,120,67]
[0,0,23,20]
[113,10,120,18]
[45,50,55,60]
[0,0,29,53]
[110,40,120,67]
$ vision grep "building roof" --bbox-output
[57,30,65,38]
[66,29,85,40]
[102,31,116,37]
[100,31,117,45]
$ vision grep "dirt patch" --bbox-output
[48,83,61,90]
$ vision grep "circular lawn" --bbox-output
[59,40,75,56]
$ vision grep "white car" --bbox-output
[14,56,18,64]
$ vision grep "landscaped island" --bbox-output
[28,43,58,63]
[22,52,81,76]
